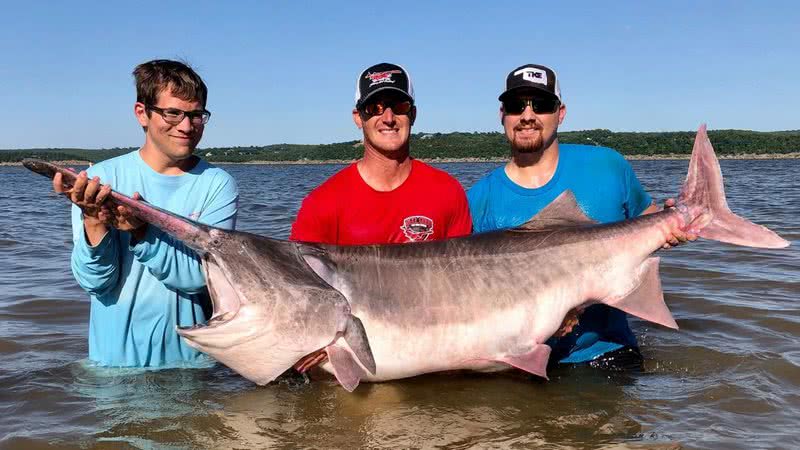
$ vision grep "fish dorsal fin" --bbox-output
[514,191,597,231]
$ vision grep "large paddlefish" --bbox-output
[24,125,789,390]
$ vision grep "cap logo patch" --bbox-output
[514,67,548,86]
[366,70,402,87]
[401,215,434,242]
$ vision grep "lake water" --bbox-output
[1,159,798,449]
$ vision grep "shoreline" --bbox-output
[3,152,799,167]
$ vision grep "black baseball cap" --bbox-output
[498,64,562,103]
[354,62,415,108]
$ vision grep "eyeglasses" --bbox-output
[502,97,560,115]
[360,99,413,117]
[146,104,211,125]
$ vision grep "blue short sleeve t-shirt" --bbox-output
[467,144,652,363]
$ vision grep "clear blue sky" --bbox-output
[1,1,797,149]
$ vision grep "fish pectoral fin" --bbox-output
[343,314,377,375]
[605,257,679,330]
[326,313,377,391]
[326,343,367,392]
[500,344,551,380]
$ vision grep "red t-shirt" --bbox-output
[290,160,472,245]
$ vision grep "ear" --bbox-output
[557,103,567,125]
[134,102,149,128]
[352,108,364,129]
[409,106,417,126]
[499,106,505,126]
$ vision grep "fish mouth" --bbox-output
[177,253,242,335]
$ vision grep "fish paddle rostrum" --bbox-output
[24,125,789,390]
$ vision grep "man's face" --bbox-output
[135,87,205,162]
[501,92,566,154]
[353,92,416,155]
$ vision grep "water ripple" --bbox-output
[1,161,798,449]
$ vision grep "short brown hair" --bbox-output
[133,59,208,108]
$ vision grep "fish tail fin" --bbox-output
[678,124,789,249]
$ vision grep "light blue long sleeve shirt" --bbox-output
[70,150,238,367]
[467,144,652,363]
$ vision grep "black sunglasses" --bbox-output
[502,97,560,115]
[360,99,413,117]
[146,104,211,125]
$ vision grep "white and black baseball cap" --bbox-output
[499,64,562,103]
[354,62,415,108]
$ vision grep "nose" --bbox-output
[520,105,536,121]
[175,115,195,132]
[380,107,396,123]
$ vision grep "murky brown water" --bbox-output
[1,160,798,449]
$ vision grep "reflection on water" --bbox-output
[0,159,798,449]
[201,371,640,449]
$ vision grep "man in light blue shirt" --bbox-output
[468,64,691,369]
[53,60,238,367]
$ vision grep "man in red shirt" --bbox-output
[290,63,471,374]
[290,62,471,245]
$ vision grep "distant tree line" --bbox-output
[2,129,798,163]
[0,147,137,164]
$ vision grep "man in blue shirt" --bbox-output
[468,64,690,369]
[52,60,239,367]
